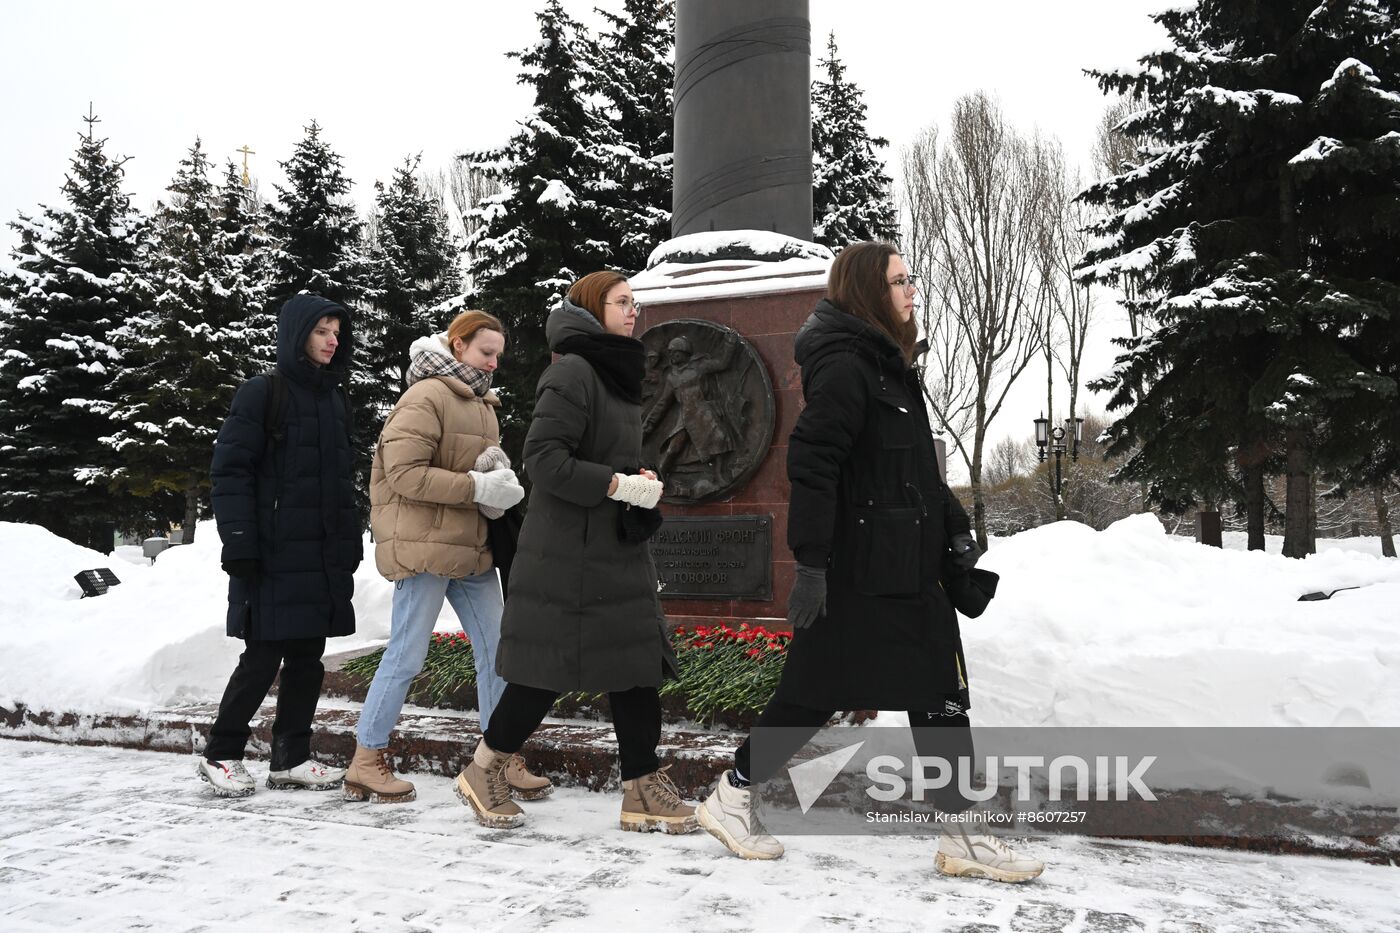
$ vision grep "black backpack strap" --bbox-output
[261,370,289,450]
[338,380,355,441]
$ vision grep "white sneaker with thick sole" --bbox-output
[696,772,784,860]
[265,759,346,790]
[936,829,1044,883]
[195,758,256,798]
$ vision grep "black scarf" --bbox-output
[555,332,645,404]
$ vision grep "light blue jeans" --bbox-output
[356,570,505,748]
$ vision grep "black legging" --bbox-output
[485,682,662,781]
[735,698,976,814]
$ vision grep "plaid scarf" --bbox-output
[407,338,493,396]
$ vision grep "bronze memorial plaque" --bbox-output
[653,515,773,600]
[640,319,775,504]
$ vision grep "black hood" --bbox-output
[793,299,907,372]
[276,294,353,386]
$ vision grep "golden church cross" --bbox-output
[236,145,256,187]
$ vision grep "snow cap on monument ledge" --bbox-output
[646,230,832,268]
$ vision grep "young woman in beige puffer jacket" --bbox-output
[343,310,551,804]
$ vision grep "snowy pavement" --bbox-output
[2,742,1396,932]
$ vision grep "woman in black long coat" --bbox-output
[696,242,1045,883]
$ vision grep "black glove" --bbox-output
[950,534,982,571]
[222,559,258,580]
[787,564,828,629]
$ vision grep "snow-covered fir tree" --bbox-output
[366,154,463,395]
[1289,34,1400,501]
[1080,0,1399,558]
[100,142,274,542]
[265,121,369,306]
[265,121,376,516]
[584,0,675,273]
[811,32,899,250]
[218,163,278,369]
[0,110,155,551]
[463,0,615,458]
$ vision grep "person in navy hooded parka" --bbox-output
[196,294,363,797]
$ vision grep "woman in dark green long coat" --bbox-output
[495,303,676,693]
[453,271,697,837]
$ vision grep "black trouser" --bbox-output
[735,698,976,813]
[204,637,327,771]
[485,683,662,781]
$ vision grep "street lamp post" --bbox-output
[1034,414,1084,516]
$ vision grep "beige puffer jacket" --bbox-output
[370,361,501,581]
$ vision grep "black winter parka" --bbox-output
[210,295,363,641]
[777,301,974,711]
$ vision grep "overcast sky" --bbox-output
[1,1,1170,476]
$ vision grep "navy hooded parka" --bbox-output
[211,295,363,641]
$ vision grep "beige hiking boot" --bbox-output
[505,753,554,801]
[342,745,416,804]
[936,827,1045,883]
[620,764,699,834]
[455,740,526,829]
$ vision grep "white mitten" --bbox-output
[473,447,513,517]
[469,469,524,513]
[608,473,663,510]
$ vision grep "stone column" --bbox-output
[672,0,812,240]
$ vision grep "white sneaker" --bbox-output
[195,758,256,798]
[266,759,346,791]
[936,828,1044,883]
[696,772,784,860]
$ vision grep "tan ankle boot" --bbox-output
[455,740,526,829]
[505,753,554,800]
[620,764,699,834]
[343,745,416,803]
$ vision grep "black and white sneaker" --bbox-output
[195,758,256,798]
[266,759,346,790]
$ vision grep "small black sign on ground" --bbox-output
[75,568,122,598]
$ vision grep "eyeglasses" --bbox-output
[610,298,643,314]
[888,275,920,291]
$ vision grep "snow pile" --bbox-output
[2,515,1398,727]
[0,521,414,714]
[965,513,1400,727]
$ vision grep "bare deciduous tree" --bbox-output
[902,127,977,454]
[982,434,1032,488]
[900,92,1052,546]
[444,156,502,292]
[1040,142,1097,432]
